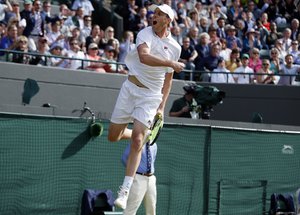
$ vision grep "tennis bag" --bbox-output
[268,193,295,215]
[81,189,115,215]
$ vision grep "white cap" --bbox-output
[19,18,27,28]
[149,4,174,21]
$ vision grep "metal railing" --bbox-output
[1,49,299,85]
[0,49,125,73]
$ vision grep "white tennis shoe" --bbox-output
[114,186,129,209]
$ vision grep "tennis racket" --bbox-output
[144,113,164,146]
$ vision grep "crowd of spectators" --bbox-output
[0,0,128,73]
[0,0,300,85]
[114,0,300,85]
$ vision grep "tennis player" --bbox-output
[107,4,184,210]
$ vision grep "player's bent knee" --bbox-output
[130,138,144,151]
[107,132,120,142]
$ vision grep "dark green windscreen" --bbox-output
[0,114,299,215]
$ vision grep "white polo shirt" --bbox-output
[233,66,254,84]
[125,26,181,93]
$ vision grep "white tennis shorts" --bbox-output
[110,79,163,128]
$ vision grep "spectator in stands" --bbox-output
[32,36,50,66]
[292,4,300,23]
[66,37,85,69]
[211,57,235,83]
[20,0,32,21]
[49,43,68,68]
[281,0,296,23]
[233,53,255,84]
[58,5,73,38]
[244,11,255,32]
[120,0,139,32]
[146,12,154,26]
[234,18,247,42]
[242,28,262,55]
[85,24,103,53]
[102,45,127,74]
[194,32,210,72]
[290,18,299,41]
[266,22,282,49]
[256,59,276,84]
[71,0,94,16]
[7,16,19,28]
[0,24,18,56]
[245,0,261,21]
[21,0,46,45]
[9,35,37,65]
[226,48,241,73]
[70,7,84,30]
[133,7,149,33]
[280,28,292,52]
[195,2,209,20]
[255,19,269,49]
[9,36,31,64]
[260,13,270,31]
[248,47,262,73]
[169,84,199,118]
[198,17,209,34]
[170,25,183,45]
[47,20,64,47]
[210,3,227,27]
[6,0,20,22]
[41,0,53,33]
[278,54,300,85]
[227,0,243,25]
[100,26,120,52]
[80,15,92,46]
[176,36,198,80]
[208,26,220,45]
[216,17,227,40]
[41,0,51,17]
[199,42,222,82]
[289,40,300,65]
[118,30,135,64]
[265,0,286,26]
[175,1,187,28]
[187,26,199,48]
[185,9,200,30]
[274,39,287,62]
[84,42,107,73]
[69,26,84,51]
[57,4,73,20]
[107,38,120,56]
[219,38,231,61]
[15,18,36,52]
[226,25,242,51]
[269,47,282,75]
[0,0,12,23]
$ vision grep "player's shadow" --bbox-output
[61,127,91,159]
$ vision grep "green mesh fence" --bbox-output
[0,114,300,215]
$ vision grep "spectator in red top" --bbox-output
[260,13,270,32]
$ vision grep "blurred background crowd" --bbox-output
[0,0,300,84]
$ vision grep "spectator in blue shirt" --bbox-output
[121,142,157,215]
[0,24,18,56]
[226,25,242,50]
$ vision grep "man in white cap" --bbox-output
[108,3,184,210]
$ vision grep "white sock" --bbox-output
[122,176,134,190]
